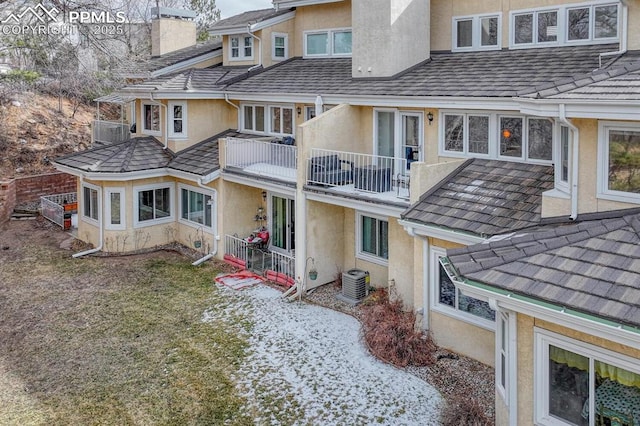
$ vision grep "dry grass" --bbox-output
[0,219,254,425]
[361,288,437,368]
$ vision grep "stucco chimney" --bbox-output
[352,0,430,78]
[151,7,197,57]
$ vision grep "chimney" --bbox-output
[151,7,197,57]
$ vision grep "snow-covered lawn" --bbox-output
[204,284,442,425]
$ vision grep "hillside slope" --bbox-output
[0,92,95,179]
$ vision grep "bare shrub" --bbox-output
[361,288,437,367]
[441,391,493,426]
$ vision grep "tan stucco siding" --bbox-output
[430,311,495,366]
[168,99,237,152]
[306,200,346,287]
[292,1,352,57]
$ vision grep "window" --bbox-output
[135,184,173,226]
[511,2,618,48]
[230,35,253,60]
[357,213,388,264]
[243,105,265,132]
[105,188,125,230]
[433,250,495,327]
[272,33,288,60]
[270,106,293,135]
[304,29,352,57]
[453,14,500,51]
[443,113,490,155]
[82,184,99,222]
[142,103,160,134]
[535,330,640,426]
[598,122,640,203]
[168,101,187,138]
[305,106,316,121]
[500,116,553,162]
[180,186,212,228]
[497,312,510,402]
[555,125,571,192]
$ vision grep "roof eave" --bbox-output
[208,10,295,36]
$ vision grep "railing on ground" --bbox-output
[92,120,130,145]
[41,192,77,228]
[224,234,249,267]
[268,251,295,284]
[225,137,297,182]
[307,148,409,197]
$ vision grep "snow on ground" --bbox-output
[204,284,442,425]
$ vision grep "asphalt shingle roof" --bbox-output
[224,44,624,97]
[401,159,555,237]
[117,40,222,78]
[54,130,264,176]
[209,8,293,31]
[54,137,172,173]
[447,211,640,328]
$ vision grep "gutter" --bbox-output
[224,92,240,131]
[558,104,580,220]
[598,1,628,68]
[192,178,219,266]
[246,24,263,72]
[72,176,103,258]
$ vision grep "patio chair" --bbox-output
[309,154,354,186]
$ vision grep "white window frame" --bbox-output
[374,108,425,162]
[534,328,640,426]
[356,212,389,266]
[105,187,125,230]
[178,183,214,231]
[441,112,494,158]
[269,105,295,136]
[303,28,352,58]
[452,13,502,52]
[554,124,571,194]
[496,310,517,410]
[305,106,316,121]
[241,104,266,133]
[133,183,174,228]
[229,34,253,60]
[168,101,187,139]
[430,248,496,330]
[597,121,640,204]
[141,103,161,136]
[272,32,288,61]
[81,182,101,225]
[509,1,620,49]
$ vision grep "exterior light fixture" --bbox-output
[427,111,434,125]
[297,107,302,115]
[261,190,267,201]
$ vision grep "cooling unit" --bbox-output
[340,268,370,303]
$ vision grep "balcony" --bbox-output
[92,120,130,145]
[306,148,410,201]
[224,137,297,183]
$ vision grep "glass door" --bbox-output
[270,195,295,253]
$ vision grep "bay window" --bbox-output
[536,330,640,426]
[105,188,125,230]
[135,184,173,226]
[180,185,212,228]
[82,184,99,222]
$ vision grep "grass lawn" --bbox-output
[0,222,256,425]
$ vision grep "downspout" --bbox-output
[72,176,103,258]
[559,104,580,220]
[192,179,219,266]
[247,24,262,72]
[224,93,240,131]
[598,1,628,68]
[149,92,168,149]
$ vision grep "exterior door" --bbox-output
[270,195,295,253]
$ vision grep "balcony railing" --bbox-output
[225,137,297,182]
[307,148,410,199]
[92,120,130,145]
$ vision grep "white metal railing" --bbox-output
[225,137,297,181]
[307,148,409,196]
[224,234,249,264]
[270,251,295,281]
[41,192,77,227]
[92,120,130,144]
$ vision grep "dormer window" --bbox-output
[452,14,501,51]
[230,35,253,60]
[511,2,619,48]
[304,28,352,57]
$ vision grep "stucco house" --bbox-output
[53,1,640,425]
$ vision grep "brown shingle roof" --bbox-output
[401,159,554,237]
[447,210,640,328]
